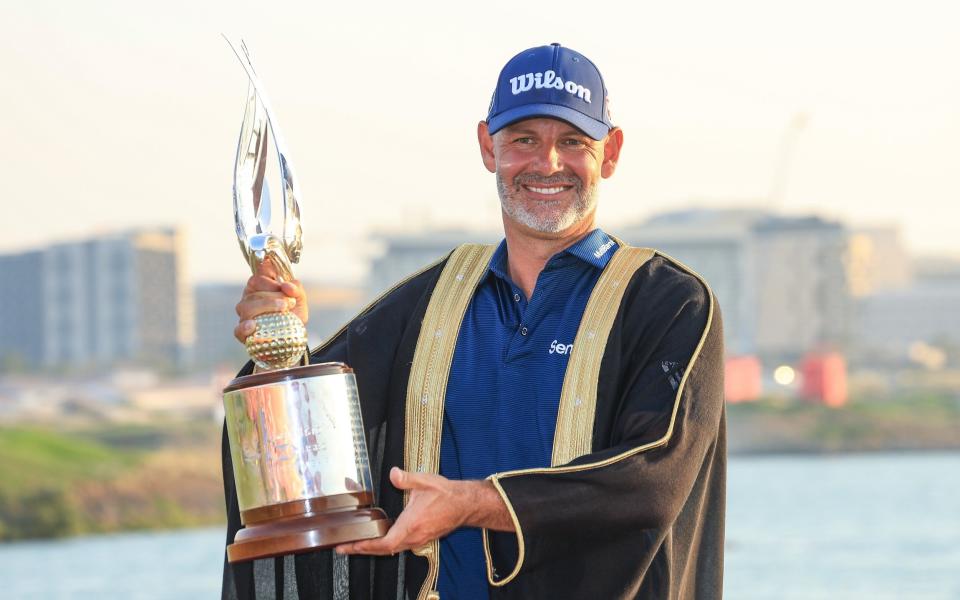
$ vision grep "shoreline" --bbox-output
[728,445,960,457]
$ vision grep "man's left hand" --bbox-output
[336,467,513,556]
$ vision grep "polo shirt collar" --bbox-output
[487,228,618,280]
[564,229,618,269]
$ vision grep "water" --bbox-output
[0,527,225,599]
[1,453,958,599]
[726,452,960,599]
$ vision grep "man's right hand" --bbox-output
[234,260,309,344]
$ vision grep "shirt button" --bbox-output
[520,326,528,336]
[513,292,521,302]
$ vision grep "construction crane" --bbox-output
[767,112,810,209]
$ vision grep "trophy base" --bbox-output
[228,494,392,563]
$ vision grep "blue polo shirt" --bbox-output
[437,229,618,599]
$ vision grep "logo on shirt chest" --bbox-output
[549,339,574,355]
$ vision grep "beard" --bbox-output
[497,171,599,233]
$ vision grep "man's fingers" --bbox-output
[236,294,297,319]
[243,274,284,295]
[255,259,279,281]
[280,279,306,299]
[234,268,309,347]
[234,320,256,343]
[338,519,408,555]
[337,538,392,555]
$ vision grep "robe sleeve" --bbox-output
[481,270,726,586]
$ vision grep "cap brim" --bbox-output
[487,104,610,141]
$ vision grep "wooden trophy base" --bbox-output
[227,492,392,563]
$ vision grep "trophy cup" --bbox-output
[222,39,390,563]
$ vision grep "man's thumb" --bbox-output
[390,466,415,490]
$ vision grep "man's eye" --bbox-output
[562,138,586,147]
[514,137,534,144]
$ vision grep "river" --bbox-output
[1,452,958,599]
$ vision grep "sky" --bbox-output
[1,0,957,284]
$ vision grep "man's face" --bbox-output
[478,118,623,237]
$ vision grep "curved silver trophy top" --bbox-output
[227,37,303,282]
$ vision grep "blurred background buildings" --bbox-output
[0,228,193,371]
[1,210,958,419]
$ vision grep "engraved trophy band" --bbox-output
[224,363,390,562]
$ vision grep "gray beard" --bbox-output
[496,172,599,233]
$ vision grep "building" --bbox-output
[854,258,960,363]
[0,228,193,370]
[365,214,853,378]
[846,226,911,298]
[304,284,365,344]
[619,209,764,356]
[193,283,250,370]
[366,229,501,298]
[620,209,851,364]
[751,216,850,361]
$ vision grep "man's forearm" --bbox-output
[460,479,515,532]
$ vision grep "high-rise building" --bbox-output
[193,282,249,370]
[0,228,193,370]
[620,209,851,362]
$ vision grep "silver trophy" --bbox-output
[222,38,390,563]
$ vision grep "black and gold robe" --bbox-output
[222,248,726,600]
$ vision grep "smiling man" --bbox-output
[224,44,726,600]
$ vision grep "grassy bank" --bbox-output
[727,392,960,454]
[0,423,224,541]
[2,391,958,541]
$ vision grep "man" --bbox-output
[224,43,725,600]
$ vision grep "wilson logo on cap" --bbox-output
[509,69,593,103]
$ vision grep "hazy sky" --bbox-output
[1,0,957,284]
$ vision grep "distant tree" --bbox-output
[0,352,29,374]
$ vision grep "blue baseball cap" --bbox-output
[486,43,613,141]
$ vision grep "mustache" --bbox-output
[513,174,582,188]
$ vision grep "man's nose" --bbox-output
[531,144,562,175]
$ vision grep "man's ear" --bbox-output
[477,121,497,173]
[600,127,624,179]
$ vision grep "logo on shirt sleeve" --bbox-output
[549,340,574,355]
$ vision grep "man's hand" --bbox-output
[234,260,309,343]
[336,467,514,556]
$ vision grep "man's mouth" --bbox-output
[522,184,573,196]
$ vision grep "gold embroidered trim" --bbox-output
[403,243,495,600]
[551,245,655,466]
[482,476,526,587]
